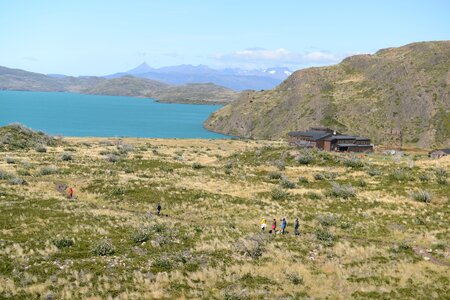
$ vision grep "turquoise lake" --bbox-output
[0,90,229,138]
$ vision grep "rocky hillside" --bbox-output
[0,67,237,104]
[205,41,450,147]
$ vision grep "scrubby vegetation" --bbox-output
[0,131,449,299]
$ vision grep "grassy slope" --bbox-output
[0,133,449,299]
[205,41,450,147]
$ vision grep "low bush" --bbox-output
[280,177,295,189]
[105,154,119,163]
[274,160,285,171]
[285,272,304,285]
[39,165,58,175]
[298,176,309,184]
[35,144,47,153]
[419,173,430,182]
[343,158,364,168]
[133,227,150,243]
[315,228,336,247]
[61,152,73,161]
[411,190,432,203]
[92,239,115,256]
[367,168,381,176]
[305,191,322,200]
[0,170,12,180]
[355,179,367,187]
[235,234,265,260]
[434,168,447,178]
[9,177,26,185]
[390,169,412,182]
[317,214,336,227]
[271,187,287,200]
[327,183,356,199]
[314,173,325,181]
[5,156,16,164]
[436,177,447,185]
[268,172,282,180]
[151,257,173,273]
[53,237,74,249]
[298,154,314,165]
[192,162,204,169]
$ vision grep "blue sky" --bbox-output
[0,0,449,75]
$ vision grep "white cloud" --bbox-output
[212,48,344,69]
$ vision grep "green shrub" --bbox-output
[5,156,16,164]
[317,214,336,227]
[419,173,430,182]
[133,227,150,243]
[53,237,74,249]
[434,168,447,178]
[39,165,58,175]
[280,177,295,189]
[35,144,47,153]
[105,154,119,163]
[305,191,321,200]
[285,272,304,285]
[61,152,73,161]
[268,172,282,180]
[343,158,364,168]
[327,183,356,199]
[0,170,12,180]
[271,187,287,200]
[192,162,204,169]
[314,173,325,180]
[298,176,309,184]
[235,234,265,260]
[411,190,432,203]
[367,168,381,176]
[355,179,367,187]
[9,177,26,185]
[298,154,314,165]
[151,257,173,273]
[390,169,412,182]
[315,228,336,247]
[436,177,447,185]
[274,160,285,171]
[92,239,115,256]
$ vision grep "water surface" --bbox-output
[0,91,228,138]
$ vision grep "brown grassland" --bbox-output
[0,129,449,299]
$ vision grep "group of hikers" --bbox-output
[260,217,300,235]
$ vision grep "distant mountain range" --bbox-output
[205,41,450,147]
[106,63,292,91]
[0,66,237,104]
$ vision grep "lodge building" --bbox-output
[287,127,373,152]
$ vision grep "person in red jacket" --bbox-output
[271,219,276,233]
[68,187,73,199]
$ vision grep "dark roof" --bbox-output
[337,144,374,147]
[287,130,332,141]
[431,148,450,154]
[325,135,371,141]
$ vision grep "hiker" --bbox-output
[156,203,161,216]
[271,219,276,233]
[281,218,287,234]
[294,217,300,235]
[260,218,267,232]
[67,187,74,199]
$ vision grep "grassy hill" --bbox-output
[0,124,448,298]
[0,67,237,104]
[205,41,450,147]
